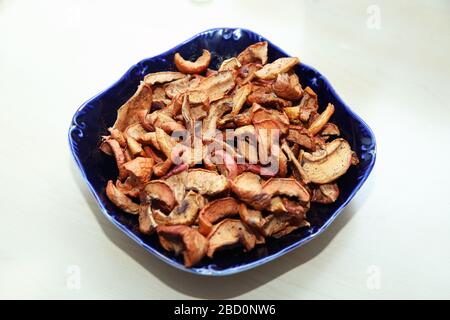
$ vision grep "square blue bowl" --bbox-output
[69,28,376,276]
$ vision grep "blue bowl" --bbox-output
[69,28,376,276]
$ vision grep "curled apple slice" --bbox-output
[144,71,186,85]
[262,178,310,203]
[105,180,140,215]
[229,172,271,210]
[185,169,229,196]
[237,41,268,65]
[113,81,152,131]
[218,57,241,72]
[157,191,205,226]
[207,219,256,258]
[312,183,340,204]
[272,73,303,100]
[301,138,353,184]
[141,180,177,212]
[174,49,211,74]
[198,197,240,235]
[254,57,299,80]
[157,225,208,267]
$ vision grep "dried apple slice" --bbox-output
[218,57,241,71]
[311,183,340,204]
[126,136,143,156]
[138,132,159,149]
[320,123,340,136]
[280,141,309,183]
[157,225,208,267]
[237,41,268,65]
[164,76,191,98]
[262,214,309,238]
[231,84,252,115]
[155,127,176,160]
[198,197,240,235]
[211,149,238,179]
[286,128,314,150]
[301,138,353,184]
[203,97,233,141]
[163,170,187,204]
[144,71,186,85]
[105,180,140,214]
[254,57,299,80]
[105,139,127,181]
[145,110,185,134]
[267,197,308,218]
[298,87,318,122]
[138,204,157,235]
[113,81,152,131]
[229,172,271,210]
[247,90,292,108]
[188,71,235,104]
[123,157,154,185]
[115,178,140,198]
[153,158,173,177]
[157,191,204,226]
[272,73,303,100]
[262,178,310,203]
[141,180,177,212]
[234,125,258,163]
[108,128,127,147]
[206,219,257,258]
[185,169,229,196]
[238,203,265,231]
[174,49,211,74]
[250,103,290,134]
[283,106,301,124]
[308,103,335,136]
[162,163,189,181]
[124,123,147,141]
[238,63,262,84]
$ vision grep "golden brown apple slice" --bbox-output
[301,138,353,184]
[198,197,240,235]
[308,103,335,136]
[141,180,177,212]
[185,169,229,196]
[218,57,241,72]
[272,73,303,100]
[157,225,208,267]
[156,191,205,226]
[311,183,340,204]
[237,41,268,65]
[261,178,310,203]
[174,49,211,74]
[113,81,152,131]
[254,57,299,80]
[144,71,186,85]
[206,219,256,258]
[188,71,235,104]
[229,172,271,210]
[105,180,140,214]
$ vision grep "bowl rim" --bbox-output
[68,27,377,276]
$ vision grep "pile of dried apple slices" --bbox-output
[100,42,358,267]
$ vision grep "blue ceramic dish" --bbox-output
[69,28,376,276]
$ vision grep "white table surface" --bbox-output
[1,0,449,299]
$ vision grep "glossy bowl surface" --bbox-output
[69,27,376,276]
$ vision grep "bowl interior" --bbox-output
[69,28,376,275]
